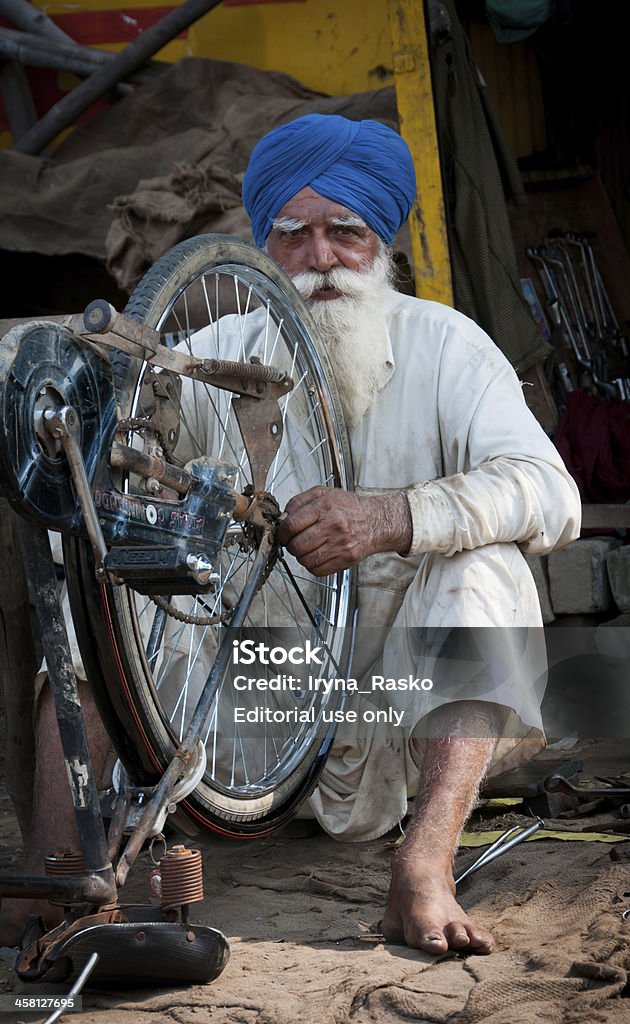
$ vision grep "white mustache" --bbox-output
[291,265,375,301]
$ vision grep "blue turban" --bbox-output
[242,113,416,247]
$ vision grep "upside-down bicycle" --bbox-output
[0,235,356,989]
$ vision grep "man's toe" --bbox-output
[416,928,449,954]
[444,921,471,949]
[466,924,494,954]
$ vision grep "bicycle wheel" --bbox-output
[64,235,355,836]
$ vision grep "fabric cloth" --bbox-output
[485,0,551,43]
[553,388,630,504]
[242,113,416,246]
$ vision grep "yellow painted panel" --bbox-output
[190,0,393,96]
[387,0,452,304]
[32,0,393,96]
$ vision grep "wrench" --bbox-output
[544,773,630,797]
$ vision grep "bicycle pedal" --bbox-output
[19,920,229,987]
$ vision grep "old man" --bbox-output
[240,113,581,953]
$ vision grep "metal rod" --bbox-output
[13,0,226,155]
[0,58,37,139]
[14,522,116,900]
[0,874,113,902]
[455,818,544,885]
[0,28,163,84]
[41,952,99,1024]
[0,0,73,46]
[110,442,193,496]
[46,407,109,575]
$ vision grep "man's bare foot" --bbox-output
[382,859,494,955]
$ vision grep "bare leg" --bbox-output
[382,700,500,954]
[0,679,111,947]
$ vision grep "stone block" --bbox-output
[524,553,555,623]
[606,545,630,613]
[548,537,622,615]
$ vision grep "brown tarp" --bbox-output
[0,52,544,369]
[0,57,399,283]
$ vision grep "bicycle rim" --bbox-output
[65,235,355,836]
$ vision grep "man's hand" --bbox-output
[276,487,412,576]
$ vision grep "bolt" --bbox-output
[186,930,195,942]
[136,931,146,942]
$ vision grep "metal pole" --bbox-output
[0,28,163,85]
[15,522,116,900]
[0,58,36,140]
[13,0,225,155]
[0,0,74,46]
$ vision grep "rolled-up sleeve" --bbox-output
[404,331,582,558]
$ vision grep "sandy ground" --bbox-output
[0,743,629,1024]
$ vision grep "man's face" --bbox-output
[266,186,381,297]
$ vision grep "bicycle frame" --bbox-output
[0,303,296,981]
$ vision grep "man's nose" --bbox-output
[308,233,338,272]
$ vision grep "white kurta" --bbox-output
[302,290,582,840]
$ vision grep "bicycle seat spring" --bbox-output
[158,845,204,909]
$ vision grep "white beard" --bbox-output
[291,248,396,430]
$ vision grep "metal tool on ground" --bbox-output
[455,818,544,886]
[543,773,630,798]
[35,953,99,1024]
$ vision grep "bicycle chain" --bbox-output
[149,593,231,627]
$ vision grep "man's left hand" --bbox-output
[276,486,412,576]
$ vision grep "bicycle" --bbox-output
[0,234,356,988]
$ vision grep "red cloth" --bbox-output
[553,389,630,503]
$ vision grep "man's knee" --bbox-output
[398,543,541,628]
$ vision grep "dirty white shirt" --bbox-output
[302,290,582,839]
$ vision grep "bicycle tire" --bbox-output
[64,234,356,837]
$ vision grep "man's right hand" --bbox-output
[276,486,412,576]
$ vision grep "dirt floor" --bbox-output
[0,742,629,1024]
